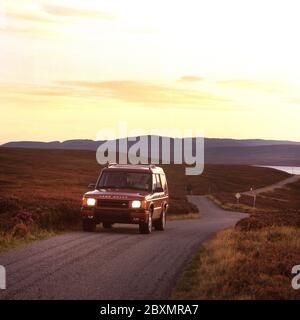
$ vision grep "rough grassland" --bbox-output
[0,148,289,251]
[172,227,300,299]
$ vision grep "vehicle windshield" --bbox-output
[98,171,151,191]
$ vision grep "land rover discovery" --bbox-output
[81,164,169,234]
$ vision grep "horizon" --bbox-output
[2,0,300,143]
[2,135,300,146]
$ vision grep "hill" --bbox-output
[2,136,300,166]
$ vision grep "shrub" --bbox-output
[12,223,30,238]
[236,210,300,231]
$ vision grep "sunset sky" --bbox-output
[1,0,300,144]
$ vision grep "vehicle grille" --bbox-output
[97,200,129,209]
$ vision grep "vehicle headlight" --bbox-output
[87,198,96,206]
[132,200,142,208]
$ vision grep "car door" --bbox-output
[151,174,164,219]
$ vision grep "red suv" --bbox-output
[81,164,169,234]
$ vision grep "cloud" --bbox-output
[218,79,286,93]
[0,5,59,38]
[179,76,204,82]
[57,80,227,108]
[0,2,115,38]
[0,80,231,110]
[42,4,115,20]
[219,79,265,88]
[289,97,300,105]
[217,79,300,106]
[6,10,58,24]
[0,82,79,100]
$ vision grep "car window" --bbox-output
[152,174,157,190]
[160,174,167,191]
[155,174,162,189]
[98,172,151,191]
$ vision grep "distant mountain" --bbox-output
[204,138,300,148]
[2,136,300,150]
[205,144,300,166]
[0,139,99,150]
[2,136,300,166]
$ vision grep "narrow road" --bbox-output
[243,175,300,196]
[0,197,247,300]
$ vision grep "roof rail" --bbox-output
[107,163,157,169]
[107,162,117,167]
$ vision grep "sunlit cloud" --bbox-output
[179,76,204,82]
[6,10,58,24]
[0,4,59,38]
[0,1,115,38]
[58,80,228,108]
[1,0,300,143]
[0,82,82,100]
[217,78,300,107]
[2,2,61,25]
[217,79,288,93]
[42,4,115,20]
[0,79,233,110]
[289,97,300,105]
[0,24,54,37]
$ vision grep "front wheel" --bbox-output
[139,213,152,234]
[154,209,166,231]
[82,219,96,232]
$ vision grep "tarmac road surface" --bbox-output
[243,175,300,196]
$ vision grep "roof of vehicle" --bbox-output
[102,164,165,174]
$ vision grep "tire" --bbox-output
[103,222,112,229]
[139,212,152,234]
[82,219,96,232]
[154,208,166,231]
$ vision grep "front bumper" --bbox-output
[81,207,150,224]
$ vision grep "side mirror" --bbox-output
[88,183,96,190]
[153,187,164,193]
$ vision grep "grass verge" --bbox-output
[172,226,300,300]
[207,194,258,213]
[167,212,201,221]
[0,228,59,252]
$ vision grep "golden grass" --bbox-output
[0,227,56,252]
[172,226,300,300]
[167,212,201,221]
[207,194,257,213]
[0,223,80,252]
